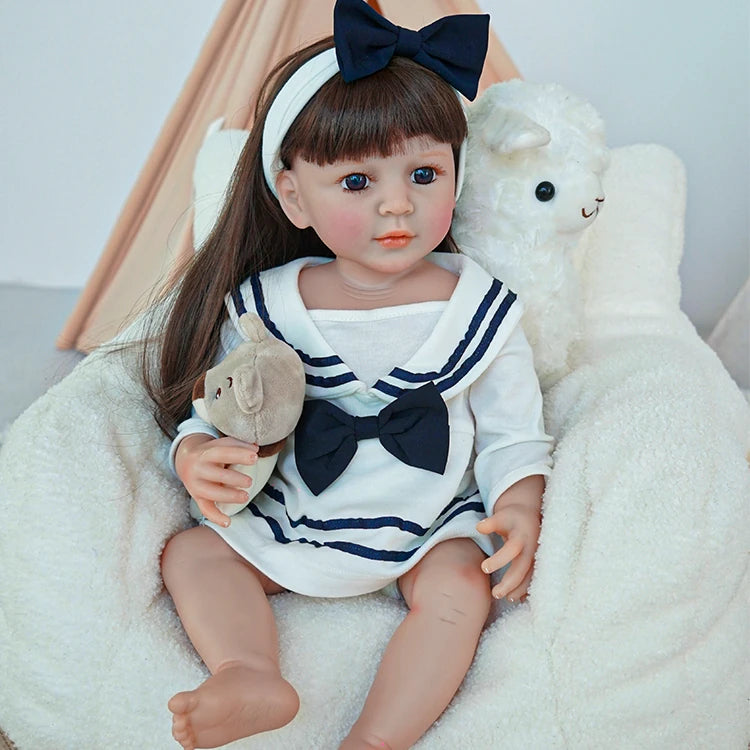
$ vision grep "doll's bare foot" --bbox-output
[168,662,299,749]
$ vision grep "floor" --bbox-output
[0,284,84,432]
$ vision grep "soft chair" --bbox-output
[0,88,748,749]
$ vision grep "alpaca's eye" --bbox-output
[215,388,222,399]
[535,181,556,202]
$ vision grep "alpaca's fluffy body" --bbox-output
[454,80,609,387]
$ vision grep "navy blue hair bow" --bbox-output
[333,0,490,101]
[295,383,449,496]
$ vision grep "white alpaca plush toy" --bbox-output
[453,79,609,388]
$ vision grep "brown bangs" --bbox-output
[280,56,467,167]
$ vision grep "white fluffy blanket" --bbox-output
[1,145,748,749]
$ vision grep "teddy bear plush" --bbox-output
[190,311,306,516]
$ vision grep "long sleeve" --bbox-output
[470,322,554,516]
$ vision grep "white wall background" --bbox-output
[1,0,748,339]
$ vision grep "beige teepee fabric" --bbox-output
[58,0,520,352]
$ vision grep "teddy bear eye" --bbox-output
[535,181,556,202]
[215,387,222,399]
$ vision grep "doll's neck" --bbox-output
[299,258,456,310]
[336,260,416,300]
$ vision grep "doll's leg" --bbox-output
[161,525,299,750]
[340,538,490,750]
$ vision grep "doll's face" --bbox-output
[276,136,456,279]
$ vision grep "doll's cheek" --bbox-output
[334,211,366,239]
[430,199,455,241]
[318,214,367,249]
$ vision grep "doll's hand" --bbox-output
[476,475,545,602]
[175,434,259,527]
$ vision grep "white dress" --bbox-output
[173,253,554,597]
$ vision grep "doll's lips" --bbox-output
[375,231,414,248]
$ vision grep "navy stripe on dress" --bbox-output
[248,494,485,563]
[261,483,482,537]
[306,372,359,388]
[386,279,504,384]
[436,290,516,393]
[249,502,418,562]
[371,286,516,397]
[238,275,344,368]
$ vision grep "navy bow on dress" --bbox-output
[333,0,490,101]
[295,383,450,496]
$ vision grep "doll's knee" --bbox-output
[161,526,228,581]
[438,560,492,617]
[406,547,491,622]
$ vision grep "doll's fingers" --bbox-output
[204,444,259,467]
[476,507,517,537]
[194,497,231,528]
[221,467,254,489]
[475,517,493,535]
[481,536,523,575]
[213,436,259,450]
[201,465,254,489]
[491,554,533,600]
[193,480,249,507]
[475,515,505,537]
[505,568,534,603]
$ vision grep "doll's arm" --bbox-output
[469,324,553,601]
[470,323,553,514]
[476,474,545,601]
[174,434,259,527]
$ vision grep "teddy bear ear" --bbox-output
[235,364,264,415]
[238,312,270,344]
[478,108,551,155]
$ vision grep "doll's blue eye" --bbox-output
[412,167,436,185]
[342,173,369,191]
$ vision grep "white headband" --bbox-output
[261,47,467,201]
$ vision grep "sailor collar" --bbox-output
[226,253,522,403]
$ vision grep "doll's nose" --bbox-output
[378,189,414,216]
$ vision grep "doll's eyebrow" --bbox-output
[415,149,452,160]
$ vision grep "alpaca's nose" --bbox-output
[552,171,605,234]
[578,172,605,219]
[582,195,605,220]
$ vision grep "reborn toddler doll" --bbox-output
[152,1,553,748]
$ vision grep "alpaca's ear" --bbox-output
[479,108,551,155]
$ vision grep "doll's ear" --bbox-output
[276,169,312,229]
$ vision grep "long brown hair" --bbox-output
[143,36,468,437]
